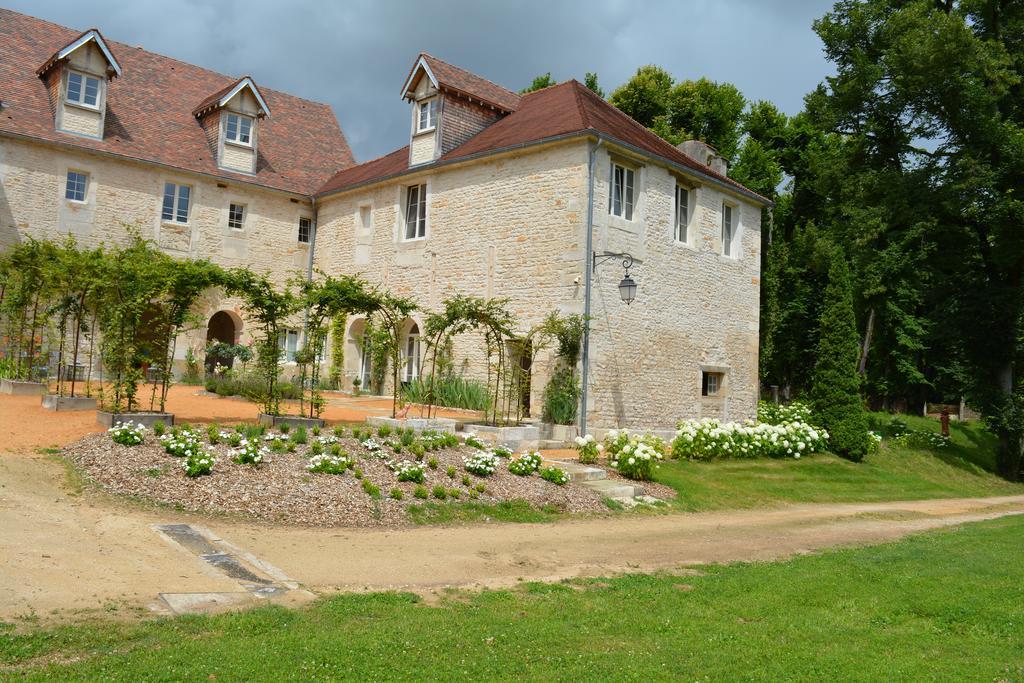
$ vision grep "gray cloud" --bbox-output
[8,0,835,161]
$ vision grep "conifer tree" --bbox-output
[811,247,869,461]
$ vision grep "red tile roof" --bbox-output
[0,8,353,195]
[406,54,521,113]
[319,80,769,204]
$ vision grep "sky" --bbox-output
[6,0,838,162]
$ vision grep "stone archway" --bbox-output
[205,311,237,372]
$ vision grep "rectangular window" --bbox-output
[417,99,437,132]
[674,184,690,242]
[404,184,427,239]
[66,71,101,108]
[702,371,724,397]
[609,163,635,220]
[161,182,191,223]
[359,205,372,233]
[278,329,300,363]
[225,113,253,145]
[228,203,245,230]
[298,216,312,243]
[65,170,88,202]
[722,203,735,256]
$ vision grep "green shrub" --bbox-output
[333,426,346,438]
[152,421,166,437]
[362,478,381,498]
[413,485,428,499]
[542,367,579,425]
[402,375,492,411]
[446,466,456,479]
[292,426,307,444]
[207,423,221,445]
[428,457,439,470]
[810,248,869,461]
[377,425,392,438]
[431,485,447,500]
[390,488,404,500]
[540,466,570,485]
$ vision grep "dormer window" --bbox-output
[66,71,101,109]
[417,99,437,133]
[225,113,253,146]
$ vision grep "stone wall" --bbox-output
[0,136,314,373]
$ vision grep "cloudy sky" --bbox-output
[8,0,837,161]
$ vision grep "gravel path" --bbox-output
[64,433,609,527]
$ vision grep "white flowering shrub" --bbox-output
[389,459,426,483]
[757,400,814,425]
[160,429,203,458]
[308,453,350,475]
[671,418,828,460]
[610,439,662,481]
[463,450,499,476]
[573,434,603,464]
[492,444,514,458]
[508,451,543,476]
[233,438,268,466]
[540,466,570,485]
[361,438,383,454]
[463,433,488,450]
[182,451,215,477]
[892,429,949,449]
[108,422,146,446]
[868,431,883,454]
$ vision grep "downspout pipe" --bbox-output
[579,138,602,437]
[301,195,318,345]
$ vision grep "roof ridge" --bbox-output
[567,80,592,129]
[420,52,519,100]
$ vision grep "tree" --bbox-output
[520,72,556,93]
[811,247,869,461]
[583,72,604,98]
[666,78,746,160]
[609,65,674,128]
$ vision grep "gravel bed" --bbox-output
[64,433,609,527]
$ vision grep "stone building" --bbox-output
[0,9,771,430]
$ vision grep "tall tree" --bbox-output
[811,247,870,461]
[520,72,556,93]
[608,65,674,128]
[583,72,604,98]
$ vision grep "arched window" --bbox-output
[404,322,421,383]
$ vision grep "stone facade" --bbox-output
[0,135,315,373]
[315,139,761,429]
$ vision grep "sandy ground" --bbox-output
[4,390,1024,624]
[2,453,1023,623]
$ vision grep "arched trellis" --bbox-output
[296,272,416,419]
[421,295,520,425]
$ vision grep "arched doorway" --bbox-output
[205,311,237,372]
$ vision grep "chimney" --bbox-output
[676,140,728,176]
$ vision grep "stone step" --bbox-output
[583,478,646,499]
[537,439,570,450]
[544,459,607,482]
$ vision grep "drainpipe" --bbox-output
[301,195,318,343]
[579,137,602,437]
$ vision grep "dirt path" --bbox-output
[2,454,1023,623]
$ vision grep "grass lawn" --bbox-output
[3,515,1023,680]
[654,412,1024,511]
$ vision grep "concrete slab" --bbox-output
[160,591,257,615]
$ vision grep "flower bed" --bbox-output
[671,418,828,460]
[64,425,607,527]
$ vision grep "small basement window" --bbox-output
[701,371,724,397]
[228,203,245,230]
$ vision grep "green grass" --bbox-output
[4,516,1024,679]
[407,499,563,525]
[655,413,1024,511]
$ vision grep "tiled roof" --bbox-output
[408,54,521,113]
[318,80,769,204]
[0,8,354,195]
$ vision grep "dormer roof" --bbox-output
[402,53,520,113]
[36,28,122,79]
[193,76,271,119]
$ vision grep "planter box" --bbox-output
[41,394,97,412]
[366,415,457,434]
[96,411,175,429]
[538,423,579,444]
[464,423,540,452]
[0,379,47,396]
[258,413,325,429]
